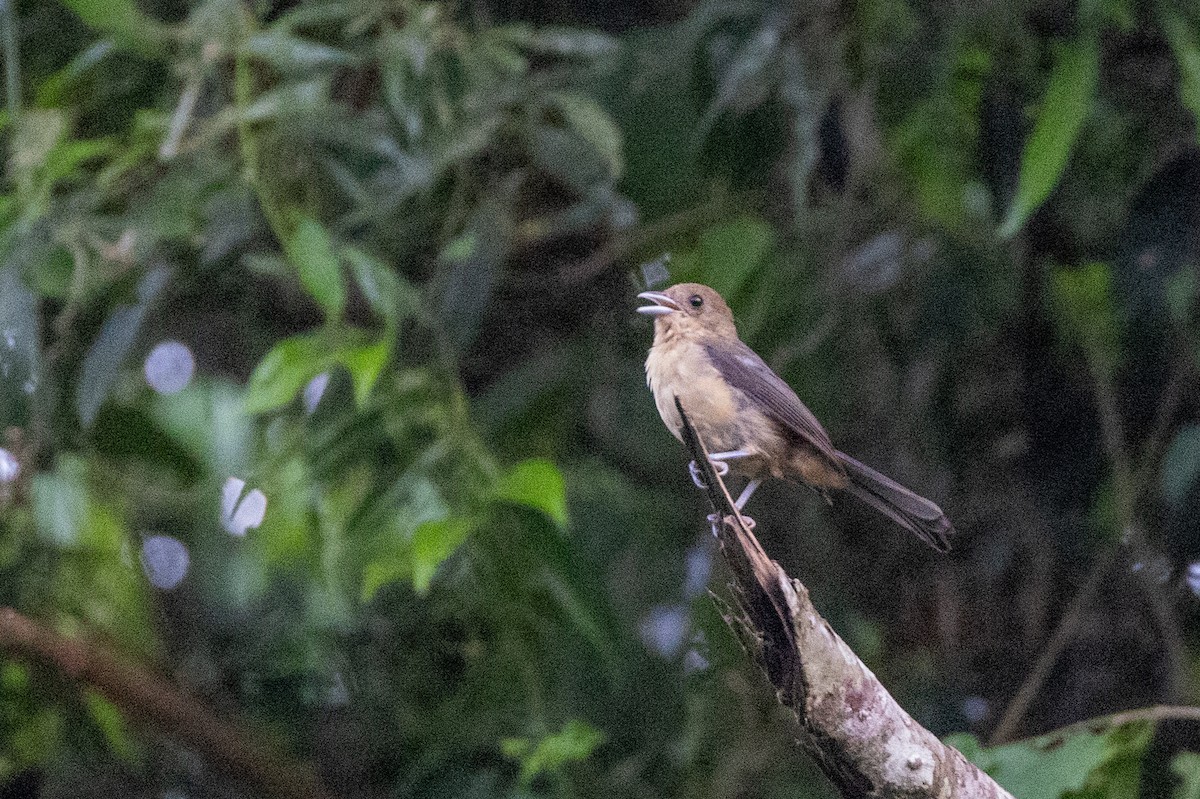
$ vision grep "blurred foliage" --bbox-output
[3,0,1200,797]
[951,722,1154,799]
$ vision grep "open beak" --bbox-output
[637,291,682,317]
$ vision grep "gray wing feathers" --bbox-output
[837,452,953,552]
[703,340,953,551]
[703,342,838,460]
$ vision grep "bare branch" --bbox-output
[0,607,332,799]
[673,396,1012,799]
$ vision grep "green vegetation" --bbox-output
[3,1,1200,796]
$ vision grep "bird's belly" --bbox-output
[646,342,770,473]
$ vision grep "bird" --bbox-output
[637,282,953,552]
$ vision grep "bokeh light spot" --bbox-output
[141,534,190,590]
[0,448,19,483]
[221,476,267,536]
[144,340,195,395]
[683,544,711,599]
[304,372,330,414]
[641,254,671,288]
[1187,563,1200,597]
[639,604,689,658]
[963,696,989,724]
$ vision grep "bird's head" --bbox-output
[637,283,737,340]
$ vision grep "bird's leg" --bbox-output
[687,449,752,488]
[695,453,760,532]
[708,449,752,468]
[734,479,761,511]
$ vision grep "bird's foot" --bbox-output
[688,458,730,488]
[706,512,755,532]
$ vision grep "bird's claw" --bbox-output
[706,512,755,532]
[688,458,730,488]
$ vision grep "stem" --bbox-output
[991,324,1192,742]
[0,607,331,799]
[233,22,289,245]
[988,547,1116,745]
[1022,704,1200,744]
[0,0,19,121]
[160,77,201,160]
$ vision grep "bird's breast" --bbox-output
[645,338,747,454]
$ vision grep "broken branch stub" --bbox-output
[672,396,1011,799]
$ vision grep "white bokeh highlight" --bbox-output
[639,604,689,658]
[0,448,18,483]
[683,544,711,599]
[963,696,989,724]
[221,477,267,537]
[1187,563,1200,597]
[304,372,330,414]
[144,340,195,395]
[141,534,190,590]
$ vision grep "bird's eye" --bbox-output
[689,295,704,309]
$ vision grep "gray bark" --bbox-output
[674,397,1013,799]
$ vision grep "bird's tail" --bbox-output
[836,451,953,552]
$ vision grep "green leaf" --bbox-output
[996,734,1107,799]
[361,557,411,603]
[494,458,568,527]
[502,719,606,786]
[672,215,775,301]
[43,138,116,184]
[245,31,359,72]
[287,216,345,322]
[698,23,781,138]
[77,267,170,427]
[360,476,449,601]
[19,246,73,300]
[84,692,138,763]
[432,182,515,350]
[999,37,1099,238]
[411,517,473,594]
[1162,10,1200,139]
[1049,262,1121,379]
[439,232,477,263]
[151,381,251,476]
[949,722,1153,799]
[245,329,390,413]
[497,25,617,59]
[1073,722,1153,799]
[1162,425,1200,504]
[344,246,423,329]
[1083,0,1134,30]
[528,124,609,194]
[245,333,329,413]
[60,0,170,58]
[341,338,391,406]
[547,91,624,180]
[948,731,1107,799]
[0,265,40,429]
[11,109,67,196]
[1173,751,1200,799]
[1165,268,1197,325]
[35,42,115,107]
[31,459,89,548]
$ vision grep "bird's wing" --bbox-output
[703,340,839,462]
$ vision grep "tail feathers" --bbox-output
[836,451,953,552]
